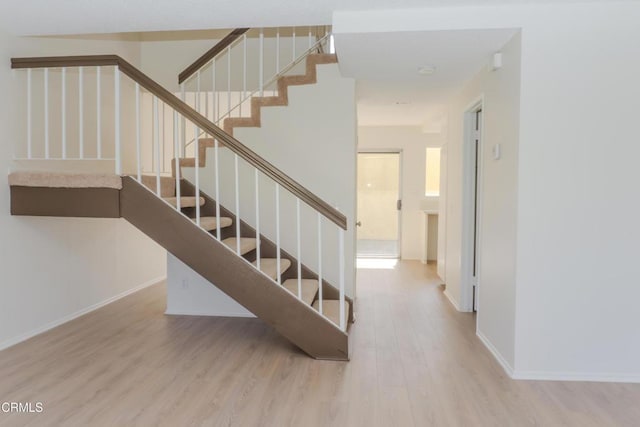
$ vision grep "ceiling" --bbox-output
[335,29,518,128]
[0,0,617,37]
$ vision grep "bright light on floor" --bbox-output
[356,258,398,270]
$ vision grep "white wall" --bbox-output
[512,5,640,381]
[175,63,357,309]
[166,254,254,317]
[444,32,521,368]
[358,126,443,260]
[335,1,640,381]
[0,31,166,349]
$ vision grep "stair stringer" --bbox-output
[120,177,349,360]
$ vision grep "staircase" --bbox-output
[8,27,353,360]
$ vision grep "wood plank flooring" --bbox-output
[1,261,640,426]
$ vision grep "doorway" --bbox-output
[463,101,483,313]
[356,151,402,258]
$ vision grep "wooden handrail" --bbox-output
[178,28,250,84]
[10,55,348,230]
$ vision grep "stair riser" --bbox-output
[180,179,353,322]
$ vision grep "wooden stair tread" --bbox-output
[282,279,319,306]
[253,258,291,280]
[222,237,257,255]
[312,300,349,330]
[164,196,205,208]
[193,216,233,231]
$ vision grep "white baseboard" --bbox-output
[164,309,256,318]
[443,289,461,311]
[0,276,166,352]
[164,310,256,319]
[476,330,515,377]
[512,370,640,383]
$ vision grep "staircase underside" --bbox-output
[9,174,349,360]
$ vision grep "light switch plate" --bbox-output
[492,144,501,160]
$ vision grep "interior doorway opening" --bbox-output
[463,100,484,313]
[356,150,402,258]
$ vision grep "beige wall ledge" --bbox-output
[8,171,123,190]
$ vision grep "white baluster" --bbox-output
[195,122,201,227]
[174,110,181,211]
[292,27,296,62]
[26,68,31,159]
[317,213,323,315]
[259,28,264,97]
[96,67,101,159]
[212,58,217,123]
[242,33,247,116]
[276,184,281,285]
[180,82,186,156]
[339,227,345,330]
[44,68,49,159]
[255,169,261,271]
[161,103,166,173]
[214,138,221,240]
[196,70,201,113]
[114,67,121,175]
[153,97,160,196]
[297,198,302,300]
[308,27,312,48]
[135,82,141,182]
[227,45,231,118]
[276,28,280,74]
[235,154,241,255]
[78,67,83,159]
[61,68,66,159]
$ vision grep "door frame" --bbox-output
[356,149,403,259]
[461,97,484,313]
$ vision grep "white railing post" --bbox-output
[275,184,281,285]
[255,169,261,270]
[114,67,121,175]
[308,27,312,49]
[78,67,83,159]
[296,199,302,299]
[61,68,66,159]
[26,68,31,159]
[174,110,181,211]
[339,227,346,330]
[214,138,221,240]
[259,28,264,97]
[153,96,160,196]
[96,67,101,159]
[135,82,141,182]
[44,68,49,159]
[317,213,323,315]
[235,154,241,255]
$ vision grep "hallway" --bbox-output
[1,261,639,426]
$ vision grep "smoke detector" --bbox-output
[418,65,436,75]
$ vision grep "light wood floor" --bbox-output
[1,261,640,426]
